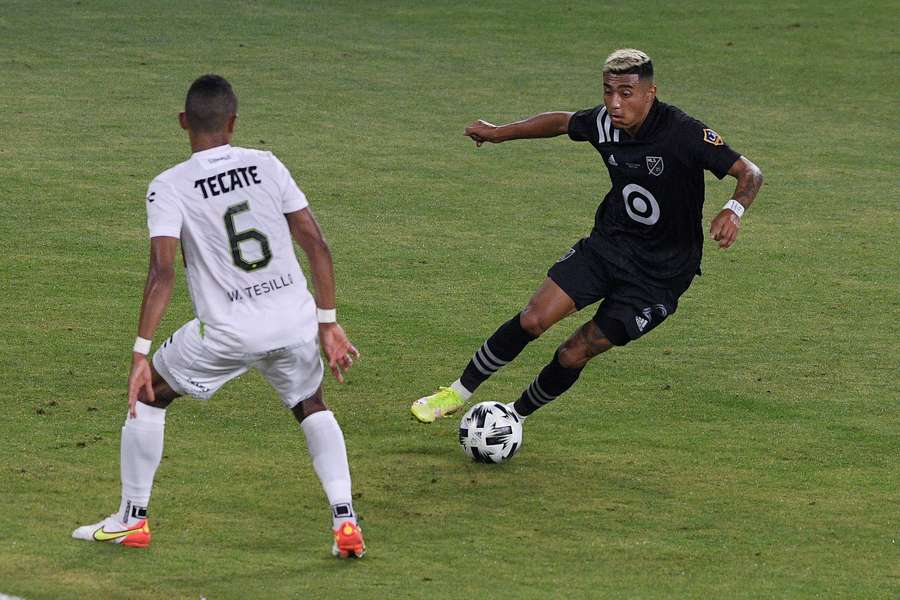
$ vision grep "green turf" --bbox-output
[1,1,898,598]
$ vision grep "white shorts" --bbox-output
[152,319,324,408]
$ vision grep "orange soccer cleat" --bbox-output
[331,521,366,558]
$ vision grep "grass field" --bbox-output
[1,1,898,598]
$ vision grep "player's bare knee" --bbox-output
[291,387,327,423]
[136,390,175,410]
[140,398,175,410]
[519,308,549,337]
[558,321,613,369]
[558,333,595,369]
[558,344,589,369]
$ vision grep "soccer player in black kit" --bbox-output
[411,48,763,425]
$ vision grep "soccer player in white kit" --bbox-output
[72,75,366,558]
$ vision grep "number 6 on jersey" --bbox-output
[224,201,272,272]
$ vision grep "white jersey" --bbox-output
[146,144,317,353]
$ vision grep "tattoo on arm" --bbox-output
[733,160,764,208]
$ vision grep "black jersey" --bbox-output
[568,99,740,284]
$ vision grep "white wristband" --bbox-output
[723,199,745,218]
[317,308,337,323]
[133,336,152,355]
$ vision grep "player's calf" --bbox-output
[513,347,587,418]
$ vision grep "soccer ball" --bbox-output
[458,402,523,463]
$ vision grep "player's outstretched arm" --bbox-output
[464,111,574,146]
[286,208,359,383]
[710,156,764,249]
[128,236,178,415]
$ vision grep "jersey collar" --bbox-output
[191,144,235,169]
[192,144,232,160]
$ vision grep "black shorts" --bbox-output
[547,238,693,346]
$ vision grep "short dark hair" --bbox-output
[184,74,238,133]
[603,49,654,81]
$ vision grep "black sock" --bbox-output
[514,350,584,416]
[460,314,537,393]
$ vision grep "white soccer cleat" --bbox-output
[72,514,151,548]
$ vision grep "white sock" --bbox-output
[118,402,165,525]
[300,410,355,529]
[451,379,473,401]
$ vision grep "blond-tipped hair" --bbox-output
[603,49,653,79]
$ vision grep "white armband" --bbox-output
[133,336,152,355]
[723,199,745,218]
[317,308,337,323]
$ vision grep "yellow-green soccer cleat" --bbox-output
[411,387,465,423]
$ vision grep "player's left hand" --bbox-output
[709,209,741,249]
[319,323,360,384]
[127,353,154,418]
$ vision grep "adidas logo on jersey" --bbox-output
[608,154,618,166]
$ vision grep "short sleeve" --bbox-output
[683,119,741,179]
[567,107,601,142]
[271,154,309,213]
[146,178,182,238]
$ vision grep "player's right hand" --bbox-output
[709,209,741,249]
[319,323,360,384]
[127,353,155,418]
[464,119,499,146]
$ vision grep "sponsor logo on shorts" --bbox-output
[635,315,649,332]
[635,304,669,334]
[186,378,211,394]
